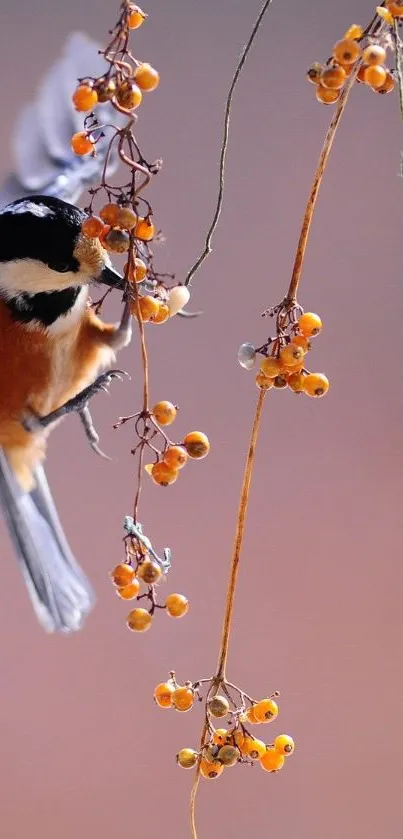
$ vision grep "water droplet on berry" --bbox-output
[238,342,256,370]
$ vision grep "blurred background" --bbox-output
[0,0,402,837]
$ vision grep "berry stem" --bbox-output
[184,0,274,288]
[216,388,266,680]
[392,19,403,123]
[285,66,358,303]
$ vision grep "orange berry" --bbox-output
[302,373,329,398]
[363,64,387,89]
[100,203,120,225]
[253,698,279,723]
[292,335,311,352]
[110,563,135,587]
[306,63,323,84]
[116,81,143,110]
[152,400,177,425]
[133,258,148,281]
[244,706,259,724]
[163,445,188,469]
[233,729,246,750]
[177,748,198,768]
[280,343,305,367]
[199,757,224,779]
[288,372,306,394]
[104,228,130,253]
[151,461,179,486]
[274,734,295,756]
[71,131,94,156]
[260,356,282,377]
[116,580,140,600]
[96,77,117,102]
[150,302,170,324]
[208,695,230,718]
[126,607,152,632]
[315,85,340,104]
[243,736,266,760]
[135,216,155,241]
[298,312,322,337]
[321,65,347,90]
[375,71,395,94]
[81,216,104,238]
[356,64,369,83]
[343,24,364,40]
[332,38,361,65]
[217,745,239,766]
[273,375,288,389]
[255,372,275,390]
[134,63,160,91]
[183,431,210,459]
[116,207,138,230]
[386,0,403,16]
[128,4,146,28]
[172,686,195,712]
[72,84,98,111]
[165,593,189,618]
[137,559,163,584]
[154,681,175,708]
[134,295,160,322]
[362,45,387,66]
[260,747,285,773]
[213,729,233,746]
[377,5,394,23]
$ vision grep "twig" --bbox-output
[184,0,274,288]
[393,19,403,122]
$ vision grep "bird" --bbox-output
[0,33,132,635]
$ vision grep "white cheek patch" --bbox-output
[3,201,56,219]
[47,285,89,334]
[0,259,80,295]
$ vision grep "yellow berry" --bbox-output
[321,65,347,90]
[298,312,322,337]
[128,4,146,28]
[332,38,361,65]
[165,593,189,618]
[135,216,155,240]
[126,607,152,632]
[208,695,230,718]
[255,372,275,390]
[150,301,170,324]
[151,461,179,486]
[363,64,387,89]
[110,563,135,587]
[217,745,239,766]
[315,85,340,104]
[377,5,394,23]
[343,24,364,39]
[362,45,387,66]
[243,736,266,760]
[306,63,323,84]
[177,748,198,768]
[71,131,94,156]
[244,706,259,724]
[72,84,98,111]
[134,63,160,91]
[288,372,306,394]
[133,295,160,322]
[292,335,311,352]
[152,400,177,425]
[116,81,143,110]
[260,356,282,377]
[280,343,305,367]
[163,445,188,469]
[303,373,329,398]
[260,747,285,773]
[274,734,295,756]
[137,559,163,584]
[213,729,233,746]
[253,698,279,723]
[172,686,195,712]
[375,71,395,94]
[200,757,224,779]
[233,729,246,750]
[183,431,210,459]
[116,579,140,600]
[154,681,175,708]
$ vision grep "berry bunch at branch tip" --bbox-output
[109,517,189,633]
[154,673,294,778]
[307,11,399,106]
[238,303,329,398]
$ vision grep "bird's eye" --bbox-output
[57,263,71,273]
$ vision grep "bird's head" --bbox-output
[0,195,124,297]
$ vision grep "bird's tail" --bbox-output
[0,449,95,633]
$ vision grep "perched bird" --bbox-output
[0,34,130,634]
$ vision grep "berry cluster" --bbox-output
[115,400,210,487]
[109,519,188,633]
[239,306,329,398]
[154,674,294,778]
[307,15,397,106]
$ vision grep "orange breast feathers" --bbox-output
[0,300,117,489]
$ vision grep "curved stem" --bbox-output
[216,388,266,680]
[189,721,208,839]
[286,67,358,302]
[392,19,403,123]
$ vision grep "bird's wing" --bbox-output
[0,32,124,208]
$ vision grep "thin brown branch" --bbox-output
[184,0,274,288]
[392,19,403,122]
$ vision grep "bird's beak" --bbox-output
[100,265,125,290]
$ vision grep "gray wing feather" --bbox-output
[0,450,95,634]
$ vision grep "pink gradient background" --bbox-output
[0,1,403,837]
